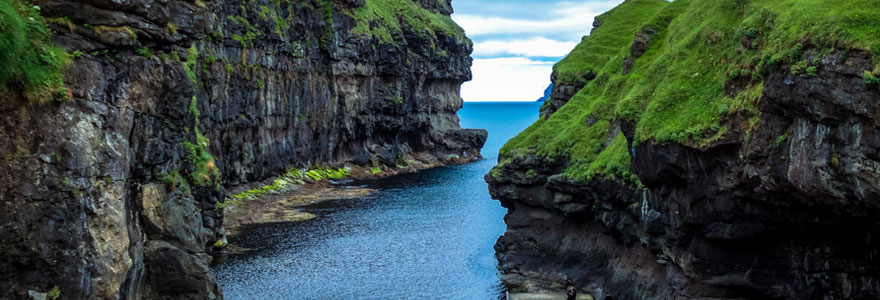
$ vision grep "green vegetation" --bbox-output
[386,95,404,104]
[348,0,467,43]
[490,167,501,179]
[228,15,261,47]
[0,0,71,103]
[370,167,382,174]
[182,45,199,86]
[232,167,305,201]
[568,133,640,186]
[831,153,840,170]
[46,286,60,300]
[552,0,668,86]
[167,22,178,35]
[502,0,880,183]
[224,165,357,210]
[46,17,74,32]
[306,168,350,181]
[179,61,222,188]
[775,134,788,147]
[316,0,335,43]
[92,25,137,40]
[181,131,219,187]
[865,66,880,85]
[159,170,191,194]
[213,239,227,248]
[524,169,537,179]
[136,46,153,58]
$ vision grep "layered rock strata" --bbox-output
[0,0,482,299]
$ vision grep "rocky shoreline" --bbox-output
[222,155,483,234]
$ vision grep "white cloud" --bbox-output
[453,0,625,102]
[473,37,577,57]
[453,0,622,41]
[461,58,554,102]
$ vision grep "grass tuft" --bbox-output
[160,170,191,194]
[306,168,350,181]
[46,286,60,300]
[232,167,306,202]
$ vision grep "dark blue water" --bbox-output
[212,102,542,299]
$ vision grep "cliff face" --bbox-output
[488,0,880,299]
[0,0,483,299]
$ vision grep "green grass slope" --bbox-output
[499,0,880,183]
[552,0,669,87]
[0,0,70,103]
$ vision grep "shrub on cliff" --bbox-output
[0,0,70,103]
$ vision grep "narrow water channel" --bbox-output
[212,102,542,299]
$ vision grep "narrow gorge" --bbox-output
[488,0,880,299]
[0,0,484,299]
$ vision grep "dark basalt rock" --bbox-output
[0,0,480,299]
[623,26,657,75]
[487,50,880,299]
[540,73,585,118]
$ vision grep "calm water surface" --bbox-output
[212,102,542,299]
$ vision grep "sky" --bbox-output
[451,0,624,102]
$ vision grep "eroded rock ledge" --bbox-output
[0,0,483,299]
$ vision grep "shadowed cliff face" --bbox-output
[0,0,483,299]
[487,37,880,300]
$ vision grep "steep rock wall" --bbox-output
[488,0,880,299]
[0,0,483,299]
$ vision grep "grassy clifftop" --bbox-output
[348,0,467,44]
[499,0,880,183]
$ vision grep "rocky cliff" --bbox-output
[488,0,880,299]
[0,0,483,299]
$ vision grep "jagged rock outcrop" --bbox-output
[539,77,583,118]
[488,0,880,299]
[0,0,482,299]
